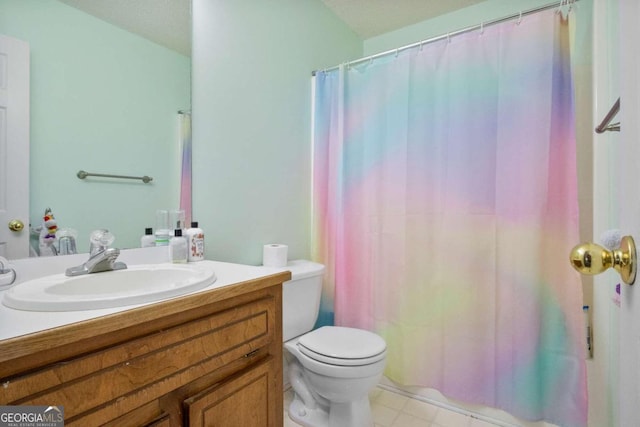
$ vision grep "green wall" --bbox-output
[191,0,362,265]
[364,0,555,55]
[0,0,190,253]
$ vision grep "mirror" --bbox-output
[0,0,191,257]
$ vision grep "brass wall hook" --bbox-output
[569,236,637,285]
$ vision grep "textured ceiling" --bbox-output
[58,0,191,56]
[57,0,488,56]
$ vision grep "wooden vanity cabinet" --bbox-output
[184,356,277,427]
[0,271,290,427]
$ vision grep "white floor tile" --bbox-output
[432,407,472,427]
[283,387,503,427]
[392,413,434,427]
[402,398,439,422]
[372,402,401,427]
[374,389,410,411]
[370,386,384,401]
[469,417,499,427]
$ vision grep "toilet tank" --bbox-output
[282,260,325,342]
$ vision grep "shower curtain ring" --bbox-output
[556,0,567,14]
[395,48,399,58]
[479,22,484,35]
[517,11,523,25]
[447,32,451,43]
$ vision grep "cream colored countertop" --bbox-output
[0,247,288,341]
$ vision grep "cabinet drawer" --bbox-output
[1,295,276,423]
[146,413,171,427]
[185,357,278,427]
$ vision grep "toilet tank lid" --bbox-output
[285,260,325,281]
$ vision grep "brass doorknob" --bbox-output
[569,235,637,285]
[8,219,24,232]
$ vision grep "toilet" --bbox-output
[282,260,387,427]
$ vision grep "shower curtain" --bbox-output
[179,111,192,225]
[312,9,586,427]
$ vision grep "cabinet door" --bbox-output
[185,357,277,427]
[145,413,171,427]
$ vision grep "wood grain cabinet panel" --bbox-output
[185,357,277,427]
[0,271,288,427]
[146,413,172,427]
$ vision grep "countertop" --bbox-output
[0,248,290,342]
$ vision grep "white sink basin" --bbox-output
[2,263,216,311]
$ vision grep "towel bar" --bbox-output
[77,170,153,184]
[595,97,620,133]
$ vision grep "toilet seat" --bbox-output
[297,326,387,366]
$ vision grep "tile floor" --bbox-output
[284,386,498,427]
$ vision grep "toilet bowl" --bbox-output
[282,261,387,427]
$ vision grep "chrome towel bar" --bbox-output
[77,170,153,184]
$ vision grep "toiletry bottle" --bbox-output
[141,227,155,248]
[186,221,205,262]
[169,229,187,263]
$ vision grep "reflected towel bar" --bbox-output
[77,170,153,184]
[595,97,620,133]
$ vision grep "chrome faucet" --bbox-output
[65,229,127,276]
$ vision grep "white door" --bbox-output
[0,34,29,259]
[618,1,640,425]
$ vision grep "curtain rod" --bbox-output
[312,0,577,76]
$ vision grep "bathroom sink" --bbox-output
[2,263,216,311]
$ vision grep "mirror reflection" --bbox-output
[0,0,191,257]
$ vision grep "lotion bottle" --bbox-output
[169,229,187,263]
[140,227,156,248]
[186,221,205,262]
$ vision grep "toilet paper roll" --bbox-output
[263,244,288,267]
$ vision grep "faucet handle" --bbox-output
[90,229,115,252]
[57,228,78,255]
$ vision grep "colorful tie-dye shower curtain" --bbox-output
[179,111,192,225]
[312,9,586,427]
